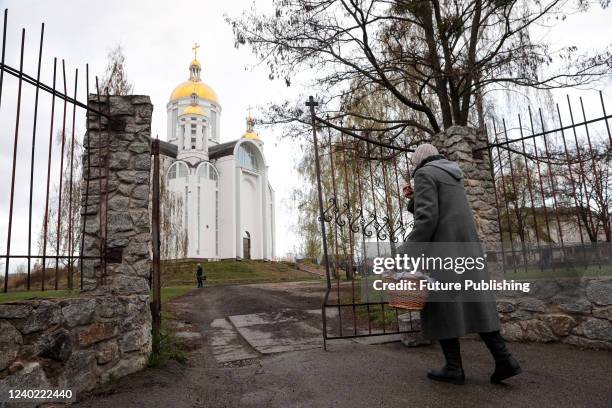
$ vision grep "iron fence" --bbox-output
[307,91,612,344]
[0,9,111,293]
[481,92,612,273]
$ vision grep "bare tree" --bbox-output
[228,0,611,137]
[36,129,82,289]
[159,158,188,260]
[101,44,134,95]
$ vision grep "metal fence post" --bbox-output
[151,138,162,343]
[306,96,332,350]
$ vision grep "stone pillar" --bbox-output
[81,95,153,295]
[0,95,154,397]
[432,126,500,251]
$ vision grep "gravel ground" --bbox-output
[75,281,612,408]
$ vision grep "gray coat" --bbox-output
[402,158,500,340]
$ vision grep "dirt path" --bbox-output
[75,281,612,408]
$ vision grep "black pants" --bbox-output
[439,331,510,363]
[197,276,203,288]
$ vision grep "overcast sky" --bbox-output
[0,0,611,269]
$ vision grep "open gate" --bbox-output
[306,97,421,348]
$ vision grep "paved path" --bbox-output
[76,281,612,408]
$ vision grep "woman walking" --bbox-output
[402,143,521,385]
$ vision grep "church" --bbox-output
[163,46,276,260]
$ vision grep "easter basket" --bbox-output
[382,271,429,311]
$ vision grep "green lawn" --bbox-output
[1,260,320,304]
[0,289,77,303]
[160,285,193,304]
[161,259,321,286]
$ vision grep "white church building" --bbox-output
[164,50,275,260]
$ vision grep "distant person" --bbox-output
[196,263,204,288]
[401,143,521,385]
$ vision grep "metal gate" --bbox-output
[0,9,111,294]
[306,97,420,348]
[480,92,612,272]
[306,91,612,347]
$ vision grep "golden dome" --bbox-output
[182,105,204,116]
[242,131,258,140]
[170,47,218,104]
[170,81,218,104]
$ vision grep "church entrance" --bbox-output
[243,231,251,259]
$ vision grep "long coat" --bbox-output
[401,158,500,340]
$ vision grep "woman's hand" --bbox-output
[402,183,414,199]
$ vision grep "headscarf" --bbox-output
[412,143,440,172]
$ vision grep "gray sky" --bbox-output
[0,0,611,267]
[0,0,305,263]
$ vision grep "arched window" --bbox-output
[210,110,218,142]
[197,162,219,184]
[237,143,261,172]
[167,161,189,180]
[196,162,220,256]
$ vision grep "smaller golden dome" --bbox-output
[182,105,204,116]
[243,131,258,140]
[242,107,259,140]
[190,59,201,68]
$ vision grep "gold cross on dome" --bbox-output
[192,43,200,60]
[247,105,253,119]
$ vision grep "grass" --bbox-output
[147,312,188,369]
[161,259,321,287]
[1,260,320,304]
[0,289,77,303]
[159,285,193,304]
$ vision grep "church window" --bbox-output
[171,108,178,138]
[168,165,176,180]
[184,185,189,243]
[215,189,219,256]
[211,111,217,141]
[237,143,261,172]
[168,161,188,180]
[191,124,197,149]
[209,166,218,182]
[196,163,219,256]
[197,186,201,255]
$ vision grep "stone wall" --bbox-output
[424,127,612,351]
[0,95,154,403]
[498,277,612,350]
[432,126,500,251]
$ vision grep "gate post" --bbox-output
[433,126,500,251]
[81,95,153,295]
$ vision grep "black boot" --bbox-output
[480,331,522,383]
[427,338,465,385]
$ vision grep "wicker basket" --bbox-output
[383,273,428,311]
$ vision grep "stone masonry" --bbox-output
[431,126,611,350]
[0,95,154,404]
[497,277,612,350]
[432,126,499,251]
